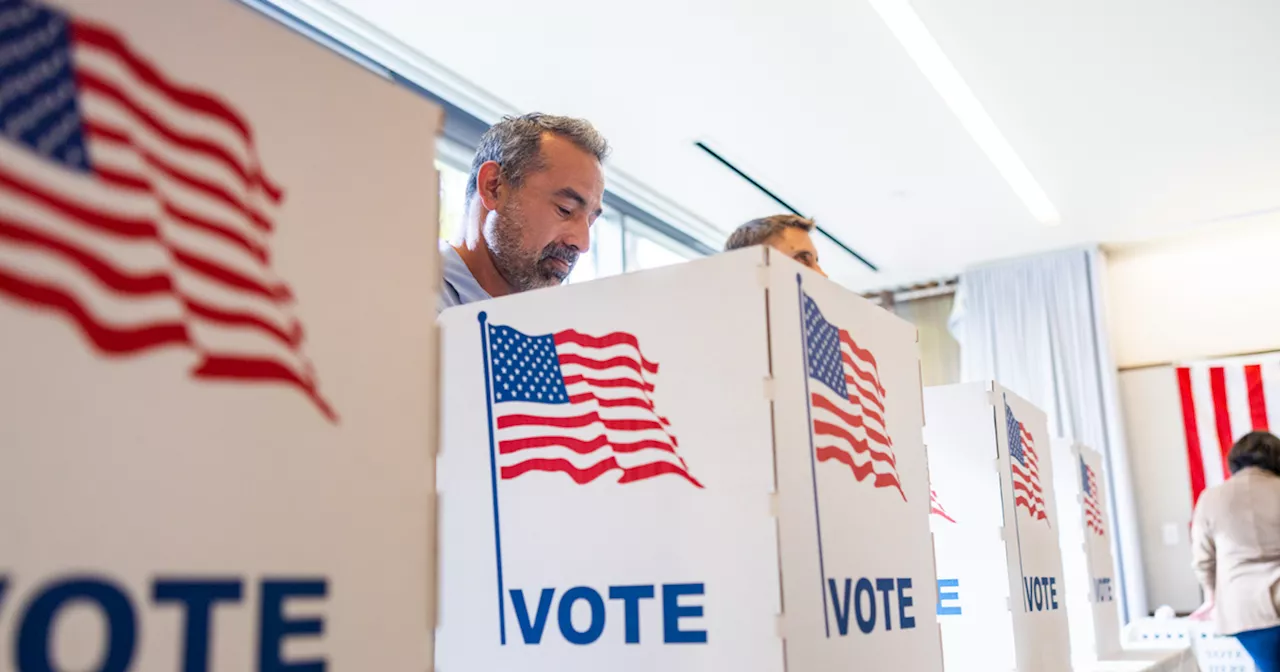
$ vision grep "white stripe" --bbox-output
[0,181,170,272]
[1264,359,1280,432]
[0,141,154,218]
[188,320,313,376]
[0,239,183,323]
[161,215,282,294]
[76,44,259,175]
[1224,364,1253,440]
[1189,365,1227,487]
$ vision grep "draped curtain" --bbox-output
[949,246,1148,621]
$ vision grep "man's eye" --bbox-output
[557,206,572,217]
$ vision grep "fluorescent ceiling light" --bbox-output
[867,0,1061,225]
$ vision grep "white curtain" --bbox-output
[949,246,1148,621]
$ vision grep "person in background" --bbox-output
[1191,430,1280,672]
[722,214,827,277]
[439,113,609,312]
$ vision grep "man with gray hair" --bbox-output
[439,113,610,311]
[723,214,827,277]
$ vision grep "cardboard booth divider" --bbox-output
[436,248,945,671]
[1051,438,1124,666]
[0,0,442,667]
[924,382,1073,672]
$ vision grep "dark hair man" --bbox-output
[439,113,610,311]
[723,214,826,276]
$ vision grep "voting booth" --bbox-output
[436,248,944,671]
[0,0,441,668]
[1051,438,1124,665]
[924,382,1072,672]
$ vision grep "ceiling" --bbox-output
[325,0,1280,290]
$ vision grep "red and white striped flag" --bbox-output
[802,288,905,500]
[1176,354,1280,505]
[0,0,333,420]
[484,322,701,487]
[930,489,955,523]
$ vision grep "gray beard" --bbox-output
[485,207,572,292]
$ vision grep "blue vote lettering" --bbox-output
[0,574,329,672]
[509,583,705,645]
[1022,576,1060,612]
[1093,577,1114,602]
[936,578,962,616]
[827,577,917,635]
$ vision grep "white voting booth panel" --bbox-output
[1051,438,1124,665]
[0,0,441,668]
[924,382,1072,672]
[436,248,944,671]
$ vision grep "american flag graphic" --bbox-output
[0,0,333,420]
[484,322,701,487]
[802,289,904,500]
[1081,457,1104,536]
[1176,355,1280,505]
[930,489,955,523]
[1006,403,1047,524]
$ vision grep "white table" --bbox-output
[1086,647,1199,672]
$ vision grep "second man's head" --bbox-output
[466,113,610,291]
[724,214,826,277]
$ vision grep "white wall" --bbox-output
[1116,366,1201,612]
[1105,214,1280,613]
[1107,213,1280,369]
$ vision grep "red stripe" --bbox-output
[182,296,302,349]
[71,22,284,202]
[815,446,906,500]
[931,506,956,523]
[501,457,701,488]
[86,122,275,233]
[0,217,173,295]
[193,356,335,422]
[0,164,156,239]
[846,376,886,414]
[567,392,653,411]
[1245,364,1269,431]
[1012,463,1043,493]
[1175,367,1208,506]
[170,248,290,302]
[554,330,658,373]
[0,266,189,354]
[562,373,654,392]
[498,434,676,456]
[812,418,898,468]
[842,353,886,399]
[1209,367,1234,478]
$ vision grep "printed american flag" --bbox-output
[0,0,333,420]
[485,323,701,487]
[1006,403,1047,524]
[1082,457,1104,536]
[930,489,955,523]
[802,289,904,500]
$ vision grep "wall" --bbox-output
[1116,366,1201,612]
[1106,213,1280,613]
[1107,213,1280,369]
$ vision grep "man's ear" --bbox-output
[475,160,504,211]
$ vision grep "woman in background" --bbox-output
[1191,430,1280,672]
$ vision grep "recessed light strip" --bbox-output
[867,0,1061,225]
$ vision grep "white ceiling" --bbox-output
[328,0,1280,290]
